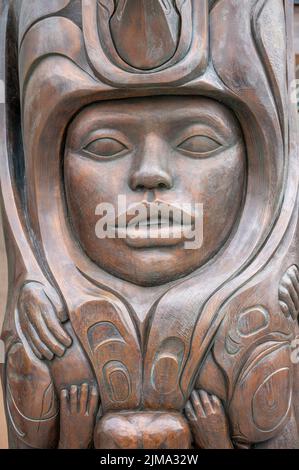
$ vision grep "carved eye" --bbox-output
[83,137,128,159]
[178,135,222,156]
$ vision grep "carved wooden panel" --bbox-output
[0,0,299,449]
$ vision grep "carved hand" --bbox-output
[18,282,72,360]
[279,265,299,320]
[59,383,99,449]
[185,390,233,449]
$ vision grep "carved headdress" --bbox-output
[1,0,298,415]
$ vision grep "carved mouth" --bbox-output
[113,201,196,248]
[118,216,194,248]
[122,222,194,248]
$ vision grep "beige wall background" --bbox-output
[295,5,299,60]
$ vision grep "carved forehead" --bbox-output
[68,96,242,138]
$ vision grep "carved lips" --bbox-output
[113,201,197,248]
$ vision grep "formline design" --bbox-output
[1,0,299,449]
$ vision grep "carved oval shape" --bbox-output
[237,307,269,337]
[110,0,181,70]
[88,321,124,352]
[151,355,180,394]
[109,370,130,401]
[104,361,131,402]
[252,368,291,432]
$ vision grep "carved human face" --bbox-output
[64,96,245,286]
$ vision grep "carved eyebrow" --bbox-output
[169,113,240,141]
[166,108,237,128]
[84,108,145,119]
[73,111,147,130]
[71,105,241,142]
[81,109,237,127]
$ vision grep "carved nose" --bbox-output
[130,135,173,191]
[130,168,173,191]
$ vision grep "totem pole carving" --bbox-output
[1,0,299,449]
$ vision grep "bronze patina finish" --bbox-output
[1,0,299,449]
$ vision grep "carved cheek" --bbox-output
[205,146,245,223]
[64,154,99,234]
[64,152,126,238]
[181,143,245,254]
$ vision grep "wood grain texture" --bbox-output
[0,218,8,449]
[0,0,299,449]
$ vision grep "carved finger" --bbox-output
[185,401,197,422]
[198,390,214,415]
[191,390,205,418]
[288,283,299,314]
[20,325,43,360]
[289,265,299,282]
[279,266,299,320]
[211,394,223,411]
[79,383,89,414]
[26,304,66,357]
[279,285,297,319]
[87,385,99,416]
[60,389,70,414]
[42,305,72,348]
[292,266,299,284]
[45,285,68,323]
[70,385,79,414]
[19,308,54,360]
[289,268,299,301]
[284,265,299,284]
[282,276,299,313]
[26,323,54,360]
[279,300,289,317]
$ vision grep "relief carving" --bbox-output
[1,0,299,449]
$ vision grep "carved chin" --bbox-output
[67,220,239,286]
[66,203,242,286]
[96,248,206,287]
[77,242,221,287]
